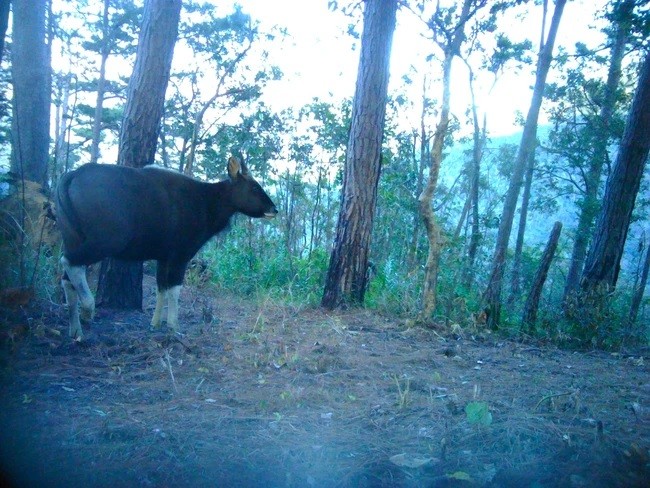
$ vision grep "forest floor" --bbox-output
[0,276,649,488]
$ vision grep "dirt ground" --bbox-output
[0,276,648,487]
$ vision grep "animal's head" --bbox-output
[227,156,278,219]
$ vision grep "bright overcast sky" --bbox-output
[215,0,609,137]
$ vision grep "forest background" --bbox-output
[1,0,649,349]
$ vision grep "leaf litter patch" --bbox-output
[0,276,648,487]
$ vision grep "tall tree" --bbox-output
[415,0,490,320]
[579,49,650,303]
[11,0,51,187]
[562,0,635,305]
[461,34,532,289]
[461,67,486,290]
[508,151,535,301]
[97,0,182,310]
[522,221,562,329]
[321,0,397,308]
[483,0,567,328]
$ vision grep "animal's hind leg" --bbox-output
[62,273,82,339]
[61,257,95,322]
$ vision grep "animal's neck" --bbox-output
[208,180,237,234]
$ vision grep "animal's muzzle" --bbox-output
[265,206,278,219]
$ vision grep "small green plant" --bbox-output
[465,401,492,426]
[393,374,411,409]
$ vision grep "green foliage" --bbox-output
[365,263,423,316]
[203,229,329,306]
[465,401,492,426]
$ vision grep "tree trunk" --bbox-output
[628,236,650,328]
[52,73,74,186]
[309,167,324,259]
[579,49,650,301]
[407,90,428,271]
[483,0,566,328]
[522,221,562,330]
[11,0,51,188]
[90,0,111,165]
[454,193,471,241]
[97,0,182,310]
[463,69,486,289]
[509,150,536,302]
[562,0,633,306]
[117,0,181,169]
[321,0,397,309]
[417,0,474,321]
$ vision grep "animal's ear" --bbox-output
[227,156,241,180]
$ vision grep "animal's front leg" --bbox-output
[151,288,167,329]
[166,285,182,332]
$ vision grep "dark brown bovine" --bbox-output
[56,157,277,339]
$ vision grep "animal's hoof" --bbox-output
[80,307,94,323]
[69,328,84,341]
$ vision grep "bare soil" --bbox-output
[0,276,649,487]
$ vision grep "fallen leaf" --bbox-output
[447,471,472,481]
[389,453,436,468]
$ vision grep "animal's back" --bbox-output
[57,164,182,265]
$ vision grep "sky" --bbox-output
[214,0,610,137]
[34,0,613,172]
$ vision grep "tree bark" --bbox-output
[483,0,566,328]
[562,0,633,306]
[321,0,397,309]
[117,0,181,169]
[522,221,562,330]
[579,49,650,301]
[97,0,182,310]
[11,0,51,188]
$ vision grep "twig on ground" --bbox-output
[163,348,178,394]
[534,391,576,411]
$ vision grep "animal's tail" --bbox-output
[56,171,86,242]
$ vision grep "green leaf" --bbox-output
[465,401,492,426]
